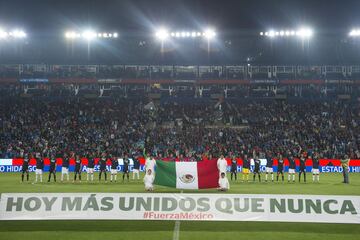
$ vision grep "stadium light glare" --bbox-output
[204,28,216,39]
[268,30,275,37]
[82,30,97,41]
[155,28,169,41]
[261,27,313,38]
[260,32,264,36]
[349,29,360,37]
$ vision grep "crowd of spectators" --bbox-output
[1,95,359,160]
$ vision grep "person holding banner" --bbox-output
[61,153,70,182]
[341,155,350,184]
[144,169,154,191]
[218,172,230,191]
[144,150,156,176]
[217,154,228,177]
[21,153,30,182]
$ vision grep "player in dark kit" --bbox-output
[230,155,237,181]
[21,153,30,182]
[276,154,284,182]
[47,154,57,182]
[73,155,82,182]
[123,153,130,182]
[299,154,306,182]
[242,154,250,182]
[98,152,108,182]
[253,156,261,182]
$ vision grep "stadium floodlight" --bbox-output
[191,31,196,37]
[260,32,264,36]
[268,30,275,37]
[155,28,169,41]
[0,29,8,39]
[261,27,313,39]
[349,29,360,37]
[297,28,313,38]
[113,32,118,38]
[204,28,216,40]
[82,30,97,41]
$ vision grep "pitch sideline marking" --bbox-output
[173,190,183,240]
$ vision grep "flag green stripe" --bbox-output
[154,161,176,188]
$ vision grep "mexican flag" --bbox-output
[154,160,220,189]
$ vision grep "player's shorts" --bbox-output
[35,169,42,174]
[123,169,129,173]
[22,167,29,173]
[266,167,273,173]
[288,168,295,174]
[133,169,139,173]
[62,167,69,174]
[242,168,249,174]
[111,169,118,174]
[87,168,94,174]
[312,168,320,174]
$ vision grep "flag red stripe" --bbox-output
[197,160,219,189]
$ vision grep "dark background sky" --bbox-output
[0,0,359,33]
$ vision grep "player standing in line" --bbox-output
[242,153,250,182]
[110,155,119,182]
[132,155,140,180]
[98,152,108,182]
[122,153,130,182]
[61,153,70,182]
[143,169,154,191]
[21,153,30,182]
[265,151,274,182]
[312,152,320,182]
[287,150,296,183]
[299,153,306,183]
[73,154,82,183]
[253,153,261,182]
[87,152,95,182]
[47,153,57,182]
[230,155,237,181]
[276,154,284,182]
[217,154,228,178]
[35,152,44,183]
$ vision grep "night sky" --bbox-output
[0,0,359,33]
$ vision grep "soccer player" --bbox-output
[276,154,284,182]
[287,151,296,183]
[218,172,230,191]
[47,154,57,182]
[265,151,274,182]
[242,154,250,182]
[230,155,237,181]
[35,153,44,183]
[253,154,261,182]
[312,152,320,182]
[61,153,70,182]
[299,153,306,183]
[21,153,30,182]
[143,169,154,191]
[98,152,108,182]
[132,155,140,180]
[87,153,95,182]
[217,154,228,177]
[340,154,350,184]
[110,155,119,182]
[73,154,82,183]
[122,153,130,182]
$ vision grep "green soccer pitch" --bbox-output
[0,172,359,240]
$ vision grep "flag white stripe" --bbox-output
[175,162,198,189]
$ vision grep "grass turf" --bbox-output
[0,172,359,240]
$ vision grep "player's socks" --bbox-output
[292,175,295,181]
[282,175,284,182]
[114,174,117,181]
[265,174,268,181]
[312,175,315,182]
[21,174,24,182]
[288,175,290,181]
[317,175,320,182]
[27,174,29,181]
[258,175,261,182]
[276,175,279,181]
[271,174,274,181]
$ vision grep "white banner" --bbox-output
[0,193,359,223]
